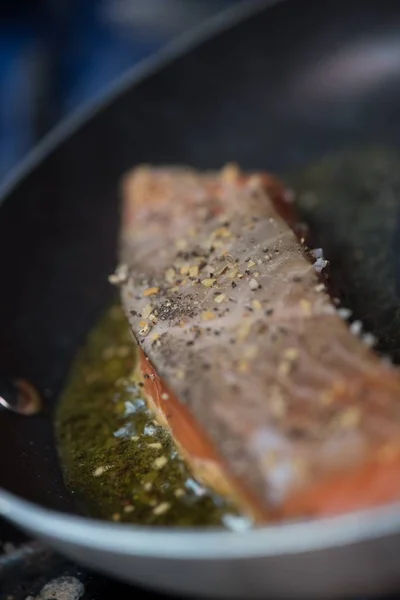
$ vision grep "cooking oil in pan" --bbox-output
[55,305,242,527]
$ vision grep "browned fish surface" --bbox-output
[117,164,400,523]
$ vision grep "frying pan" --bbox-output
[1,0,400,597]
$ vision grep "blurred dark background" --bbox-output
[0,0,243,182]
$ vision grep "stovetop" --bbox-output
[1,535,399,600]
[1,538,171,600]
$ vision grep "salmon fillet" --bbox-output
[115,164,400,523]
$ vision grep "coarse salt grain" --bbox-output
[108,263,128,285]
[310,248,324,259]
[93,465,111,477]
[313,257,328,273]
[350,320,362,336]
[249,278,259,291]
[338,307,352,320]
[362,332,376,347]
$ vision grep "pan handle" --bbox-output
[0,377,42,415]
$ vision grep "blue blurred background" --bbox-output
[0,0,243,182]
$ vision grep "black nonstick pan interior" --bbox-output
[1,0,400,526]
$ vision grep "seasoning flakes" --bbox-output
[202,278,216,287]
[189,265,199,278]
[283,348,299,361]
[202,310,216,321]
[237,319,251,341]
[299,299,312,316]
[165,268,176,283]
[180,264,190,276]
[238,359,249,373]
[139,323,151,336]
[153,501,171,516]
[175,239,188,250]
[143,287,160,297]
[214,294,226,304]
[142,304,153,319]
[278,361,292,377]
[152,456,168,470]
[213,226,231,239]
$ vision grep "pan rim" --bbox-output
[0,489,399,558]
